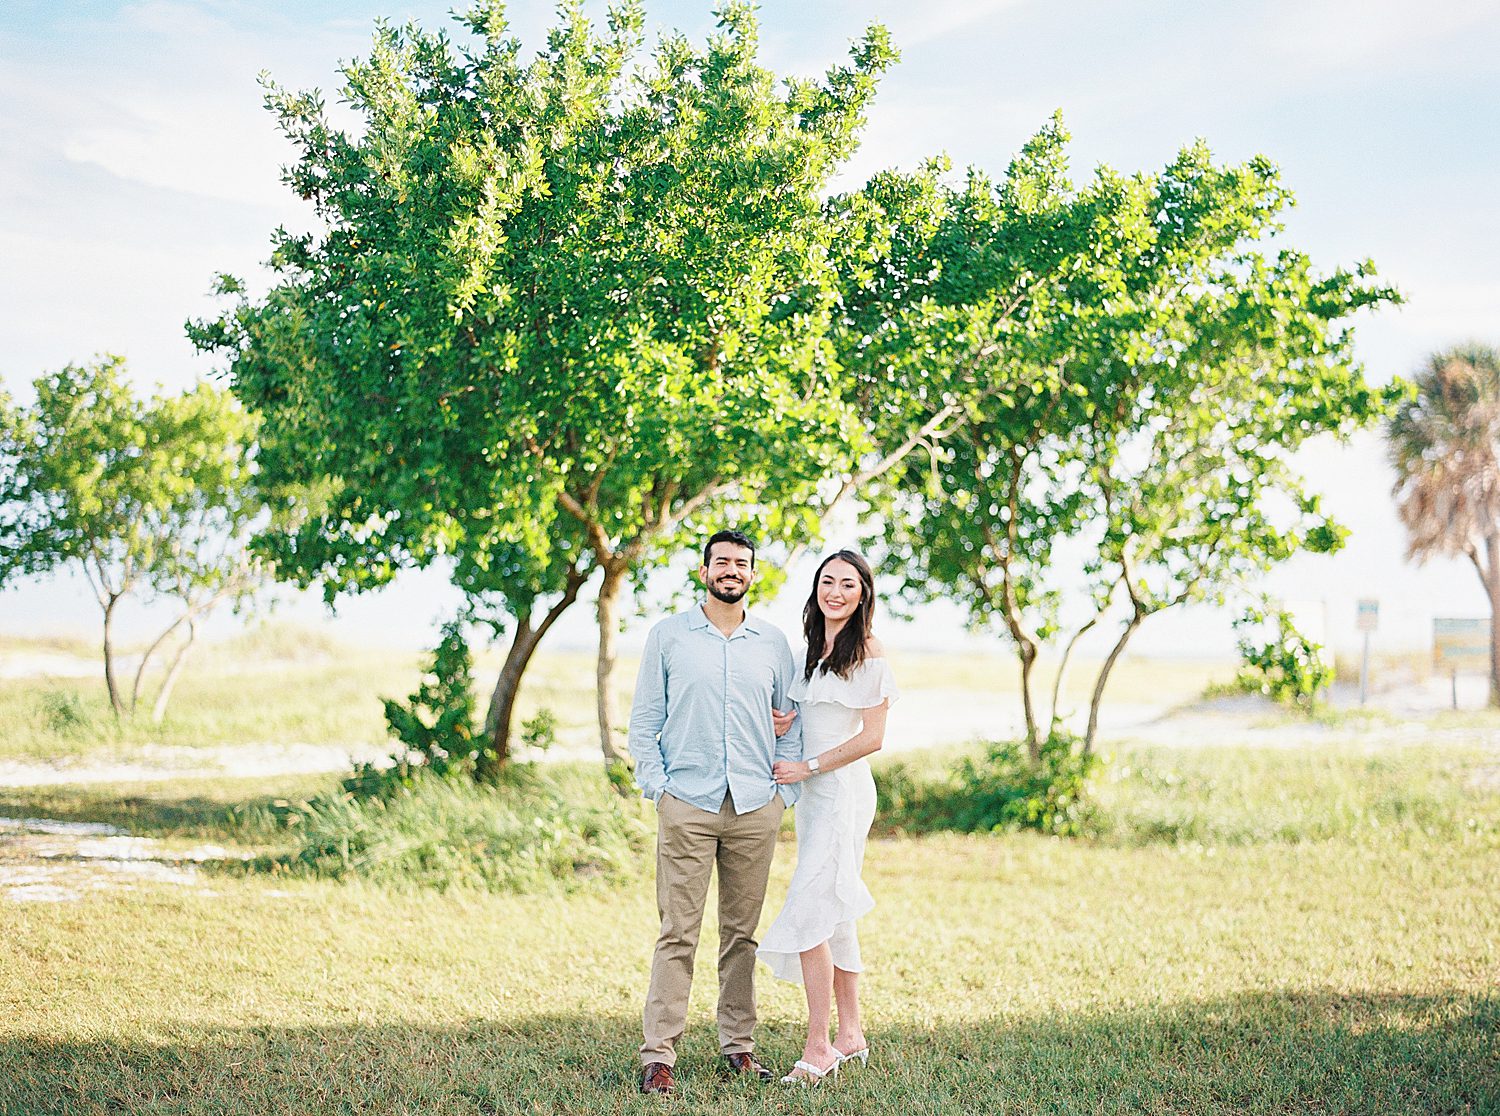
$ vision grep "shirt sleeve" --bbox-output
[627,623,669,802]
[773,635,803,806]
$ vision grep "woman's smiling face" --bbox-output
[816,557,862,622]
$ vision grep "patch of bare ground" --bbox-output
[0,815,254,903]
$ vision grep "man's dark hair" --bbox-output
[702,529,757,567]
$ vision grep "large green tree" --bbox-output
[1388,344,1500,705]
[871,123,1401,754]
[0,357,264,720]
[192,1,897,771]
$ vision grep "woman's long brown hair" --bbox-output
[802,550,877,680]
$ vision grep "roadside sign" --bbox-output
[1433,618,1488,668]
[1356,599,1379,704]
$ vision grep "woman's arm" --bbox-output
[773,699,889,785]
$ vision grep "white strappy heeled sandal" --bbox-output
[780,1057,840,1086]
[835,1045,870,1068]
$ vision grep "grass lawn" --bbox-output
[2,737,1497,1115]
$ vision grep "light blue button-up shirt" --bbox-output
[628,605,803,813]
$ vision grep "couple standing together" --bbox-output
[628,529,898,1094]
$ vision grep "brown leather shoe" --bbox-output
[640,1062,676,1095]
[721,1051,774,1081]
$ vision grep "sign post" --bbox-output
[1433,618,1488,710]
[1356,599,1379,705]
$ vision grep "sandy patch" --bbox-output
[0,816,123,836]
[0,815,250,903]
[1467,764,1500,791]
[0,651,114,680]
[0,740,393,788]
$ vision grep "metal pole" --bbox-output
[1452,667,1459,711]
[1359,631,1370,705]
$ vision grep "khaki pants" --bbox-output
[640,791,784,1066]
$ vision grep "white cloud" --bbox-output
[62,90,294,210]
[0,220,246,396]
[880,0,1027,48]
[1373,279,1500,361]
[5,1,352,212]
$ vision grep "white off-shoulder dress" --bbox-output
[757,657,898,983]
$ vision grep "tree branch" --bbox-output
[1049,615,1098,733]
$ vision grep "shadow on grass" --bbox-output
[0,783,318,842]
[2,991,1494,1116]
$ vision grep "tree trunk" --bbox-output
[1049,617,1098,734]
[1017,642,1041,759]
[988,447,1045,758]
[1084,611,1144,754]
[482,620,537,777]
[594,559,631,778]
[132,611,189,713]
[1487,534,1500,708]
[151,618,197,724]
[989,566,1041,757]
[101,595,124,718]
[479,569,587,778]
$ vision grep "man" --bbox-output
[628,528,803,1096]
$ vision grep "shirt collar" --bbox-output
[690,603,763,637]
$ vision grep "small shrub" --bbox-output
[340,758,413,800]
[37,690,93,736]
[378,620,493,784]
[273,767,651,893]
[1232,602,1333,709]
[876,733,1101,838]
[520,708,558,753]
[605,757,636,797]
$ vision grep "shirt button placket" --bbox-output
[723,637,730,803]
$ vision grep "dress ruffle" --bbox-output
[757,654,894,985]
[756,765,876,983]
[787,657,899,710]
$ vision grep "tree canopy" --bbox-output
[0,357,264,719]
[191,0,898,769]
[1389,343,1500,704]
[183,2,1409,774]
[866,123,1401,751]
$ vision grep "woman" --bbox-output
[757,549,897,1085]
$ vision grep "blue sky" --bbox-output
[3,0,1499,653]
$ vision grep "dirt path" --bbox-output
[0,740,395,789]
[0,816,253,903]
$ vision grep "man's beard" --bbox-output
[708,578,748,604]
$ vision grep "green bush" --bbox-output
[519,708,558,753]
[876,733,1101,837]
[36,689,93,736]
[1232,603,1334,709]
[376,620,502,787]
[271,766,651,893]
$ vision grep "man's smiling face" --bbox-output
[701,542,756,604]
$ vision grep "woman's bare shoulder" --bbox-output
[864,635,886,658]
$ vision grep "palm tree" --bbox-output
[1388,343,1500,705]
